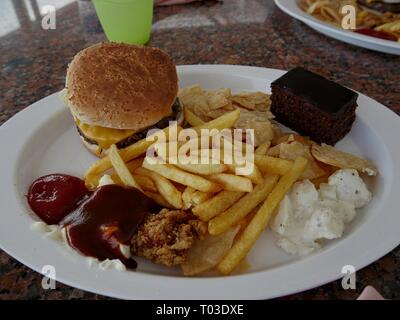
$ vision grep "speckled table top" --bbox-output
[0,0,399,300]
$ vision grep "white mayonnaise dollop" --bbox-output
[270,169,372,255]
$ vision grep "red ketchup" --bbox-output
[354,28,397,42]
[27,174,89,225]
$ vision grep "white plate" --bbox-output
[275,0,400,55]
[0,65,399,300]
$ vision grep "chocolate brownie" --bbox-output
[270,68,358,145]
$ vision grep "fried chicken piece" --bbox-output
[131,209,207,267]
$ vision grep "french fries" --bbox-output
[135,167,182,209]
[193,109,240,133]
[108,144,142,191]
[254,154,293,176]
[184,106,205,126]
[255,141,271,155]
[208,174,279,235]
[84,126,181,189]
[207,173,253,192]
[217,157,308,275]
[175,161,228,175]
[124,157,144,172]
[182,187,214,210]
[226,163,263,185]
[182,186,196,210]
[110,158,154,190]
[191,190,214,206]
[130,175,157,192]
[192,190,244,221]
[142,160,222,193]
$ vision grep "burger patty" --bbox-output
[357,0,400,13]
[77,98,182,149]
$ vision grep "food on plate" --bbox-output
[131,209,207,266]
[174,161,228,175]
[207,173,253,192]
[179,86,273,146]
[183,106,205,126]
[225,163,264,185]
[27,174,89,225]
[84,125,182,189]
[217,157,309,275]
[311,143,378,176]
[109,144,143,191]
[27,51,379,276]
[192,190,245,221]
[181,187,214,210]
[254,155,293,175]
[357,0,400,14]
[62,42,183,157]
[270,169,372,255]
[192,109,241,133]
[255,141,271,155]
[271,67,358,145]
[142,160,223,193]
[179,86,234,122]
[182,226,240,276]
[299,0,400,42]
[271,137,327,180]
[60,184,160,268]
[208,174,279,235]
[136,167,183,209]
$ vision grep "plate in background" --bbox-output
[275,0,400,55]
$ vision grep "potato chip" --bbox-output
[205,88,232,110]
[311,143,378,176]
[275,133,313,146]
[178,85,212,122]
[206,108,231,119]
[235,108,274,146]
[181,226,240,276]
[271,124,284,145]
[232,96,256,110]
[232,91,271,111]
[266,144,281,157]
[279,141,326,180]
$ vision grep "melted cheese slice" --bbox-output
[75,119,136,149]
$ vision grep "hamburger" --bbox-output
[357,0,400,13]
[62,42,183,157]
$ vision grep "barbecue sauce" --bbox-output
[61,184,157,268]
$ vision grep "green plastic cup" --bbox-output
[93,0,154,45]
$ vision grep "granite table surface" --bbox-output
[0,0,399,300]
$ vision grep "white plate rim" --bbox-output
[274,0,400,54]
[0,64,399,300]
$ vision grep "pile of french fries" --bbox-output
[84,109,309,275]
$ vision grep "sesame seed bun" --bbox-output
[65,42,178,131]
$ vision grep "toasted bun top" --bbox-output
[66,42,178,130]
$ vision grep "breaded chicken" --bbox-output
[131,209,207,267]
